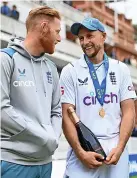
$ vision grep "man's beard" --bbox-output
[83,44,101,58]
[40,28,54,54]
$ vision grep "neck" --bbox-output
[88,49,104,64]
[23,33,44,56]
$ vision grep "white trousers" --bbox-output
[64,137,129,178]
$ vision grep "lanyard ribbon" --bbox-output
[84,53,109,106]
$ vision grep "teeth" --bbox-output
[86,47,92,50]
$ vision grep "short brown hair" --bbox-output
[26,6,61,32]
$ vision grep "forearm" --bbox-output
[118,112,135,150]
[63,114,84,158]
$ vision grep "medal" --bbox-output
[84,53,109,119]
[99,108,105,118]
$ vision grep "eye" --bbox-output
[56,30,61,34]
[79,37,84,41]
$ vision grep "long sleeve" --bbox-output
[1,52,27,136]
[51,68,62,140]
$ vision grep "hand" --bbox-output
[104,147,123,165]
[77,150,104,169]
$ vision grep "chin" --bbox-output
[48,50,54,54]
[87,51,98,58]
[85,50,94,57]
[45,47,55,54]
[86,53,94,58]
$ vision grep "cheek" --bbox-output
[50,34,56,43]
[99,37,104,44]
[93,38,102,47]
[80,42,84,48]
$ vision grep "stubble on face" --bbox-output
[78,28,104,59]
[40,18,61,54]
[82,43,102,58]
[39,23,55,54]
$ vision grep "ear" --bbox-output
[102,32,106,41]
[40,21,49,34]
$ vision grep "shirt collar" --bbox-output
[79,54,88,68]
[79,53,108,68]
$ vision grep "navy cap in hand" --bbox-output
[71,17,105,35]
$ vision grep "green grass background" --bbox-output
[130,176,137,178]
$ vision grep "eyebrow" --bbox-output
[78,35,83,38]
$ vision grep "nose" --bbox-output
[57,34,61,43]
[83,37,91,45]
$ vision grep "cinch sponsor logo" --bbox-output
[83,92,118,106]
[13,80,35,87]
[14,68,35,87]
[128,86,135,91]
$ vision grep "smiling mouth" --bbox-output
[85,46,93,51]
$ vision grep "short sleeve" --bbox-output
[60,65,76,106]
[119,63,137,101]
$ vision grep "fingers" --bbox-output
[81,152,103,169]
[105,155,118,165]
[106,149,115,162]
[104,150,118,165]
[104,147,122,165]
[93,160,103,166]
[94,152,105,160]
[104,149,115,165]
[91,153,103,167]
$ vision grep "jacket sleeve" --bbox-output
[51,67,62,140]
[1,52,27,135]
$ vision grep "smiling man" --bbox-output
[1,6,62,178]
[60,17,136,178]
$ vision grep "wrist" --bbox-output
[75,147,86,160]
[117,144,125,152]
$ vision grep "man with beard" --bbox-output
[60,17,136,178]
[1,6,62,178]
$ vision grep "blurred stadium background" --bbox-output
[1,0,137,177]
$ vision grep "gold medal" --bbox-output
[99,108,105,118]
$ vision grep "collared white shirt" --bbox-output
[60,55,136,177]
[60,55,136,139]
